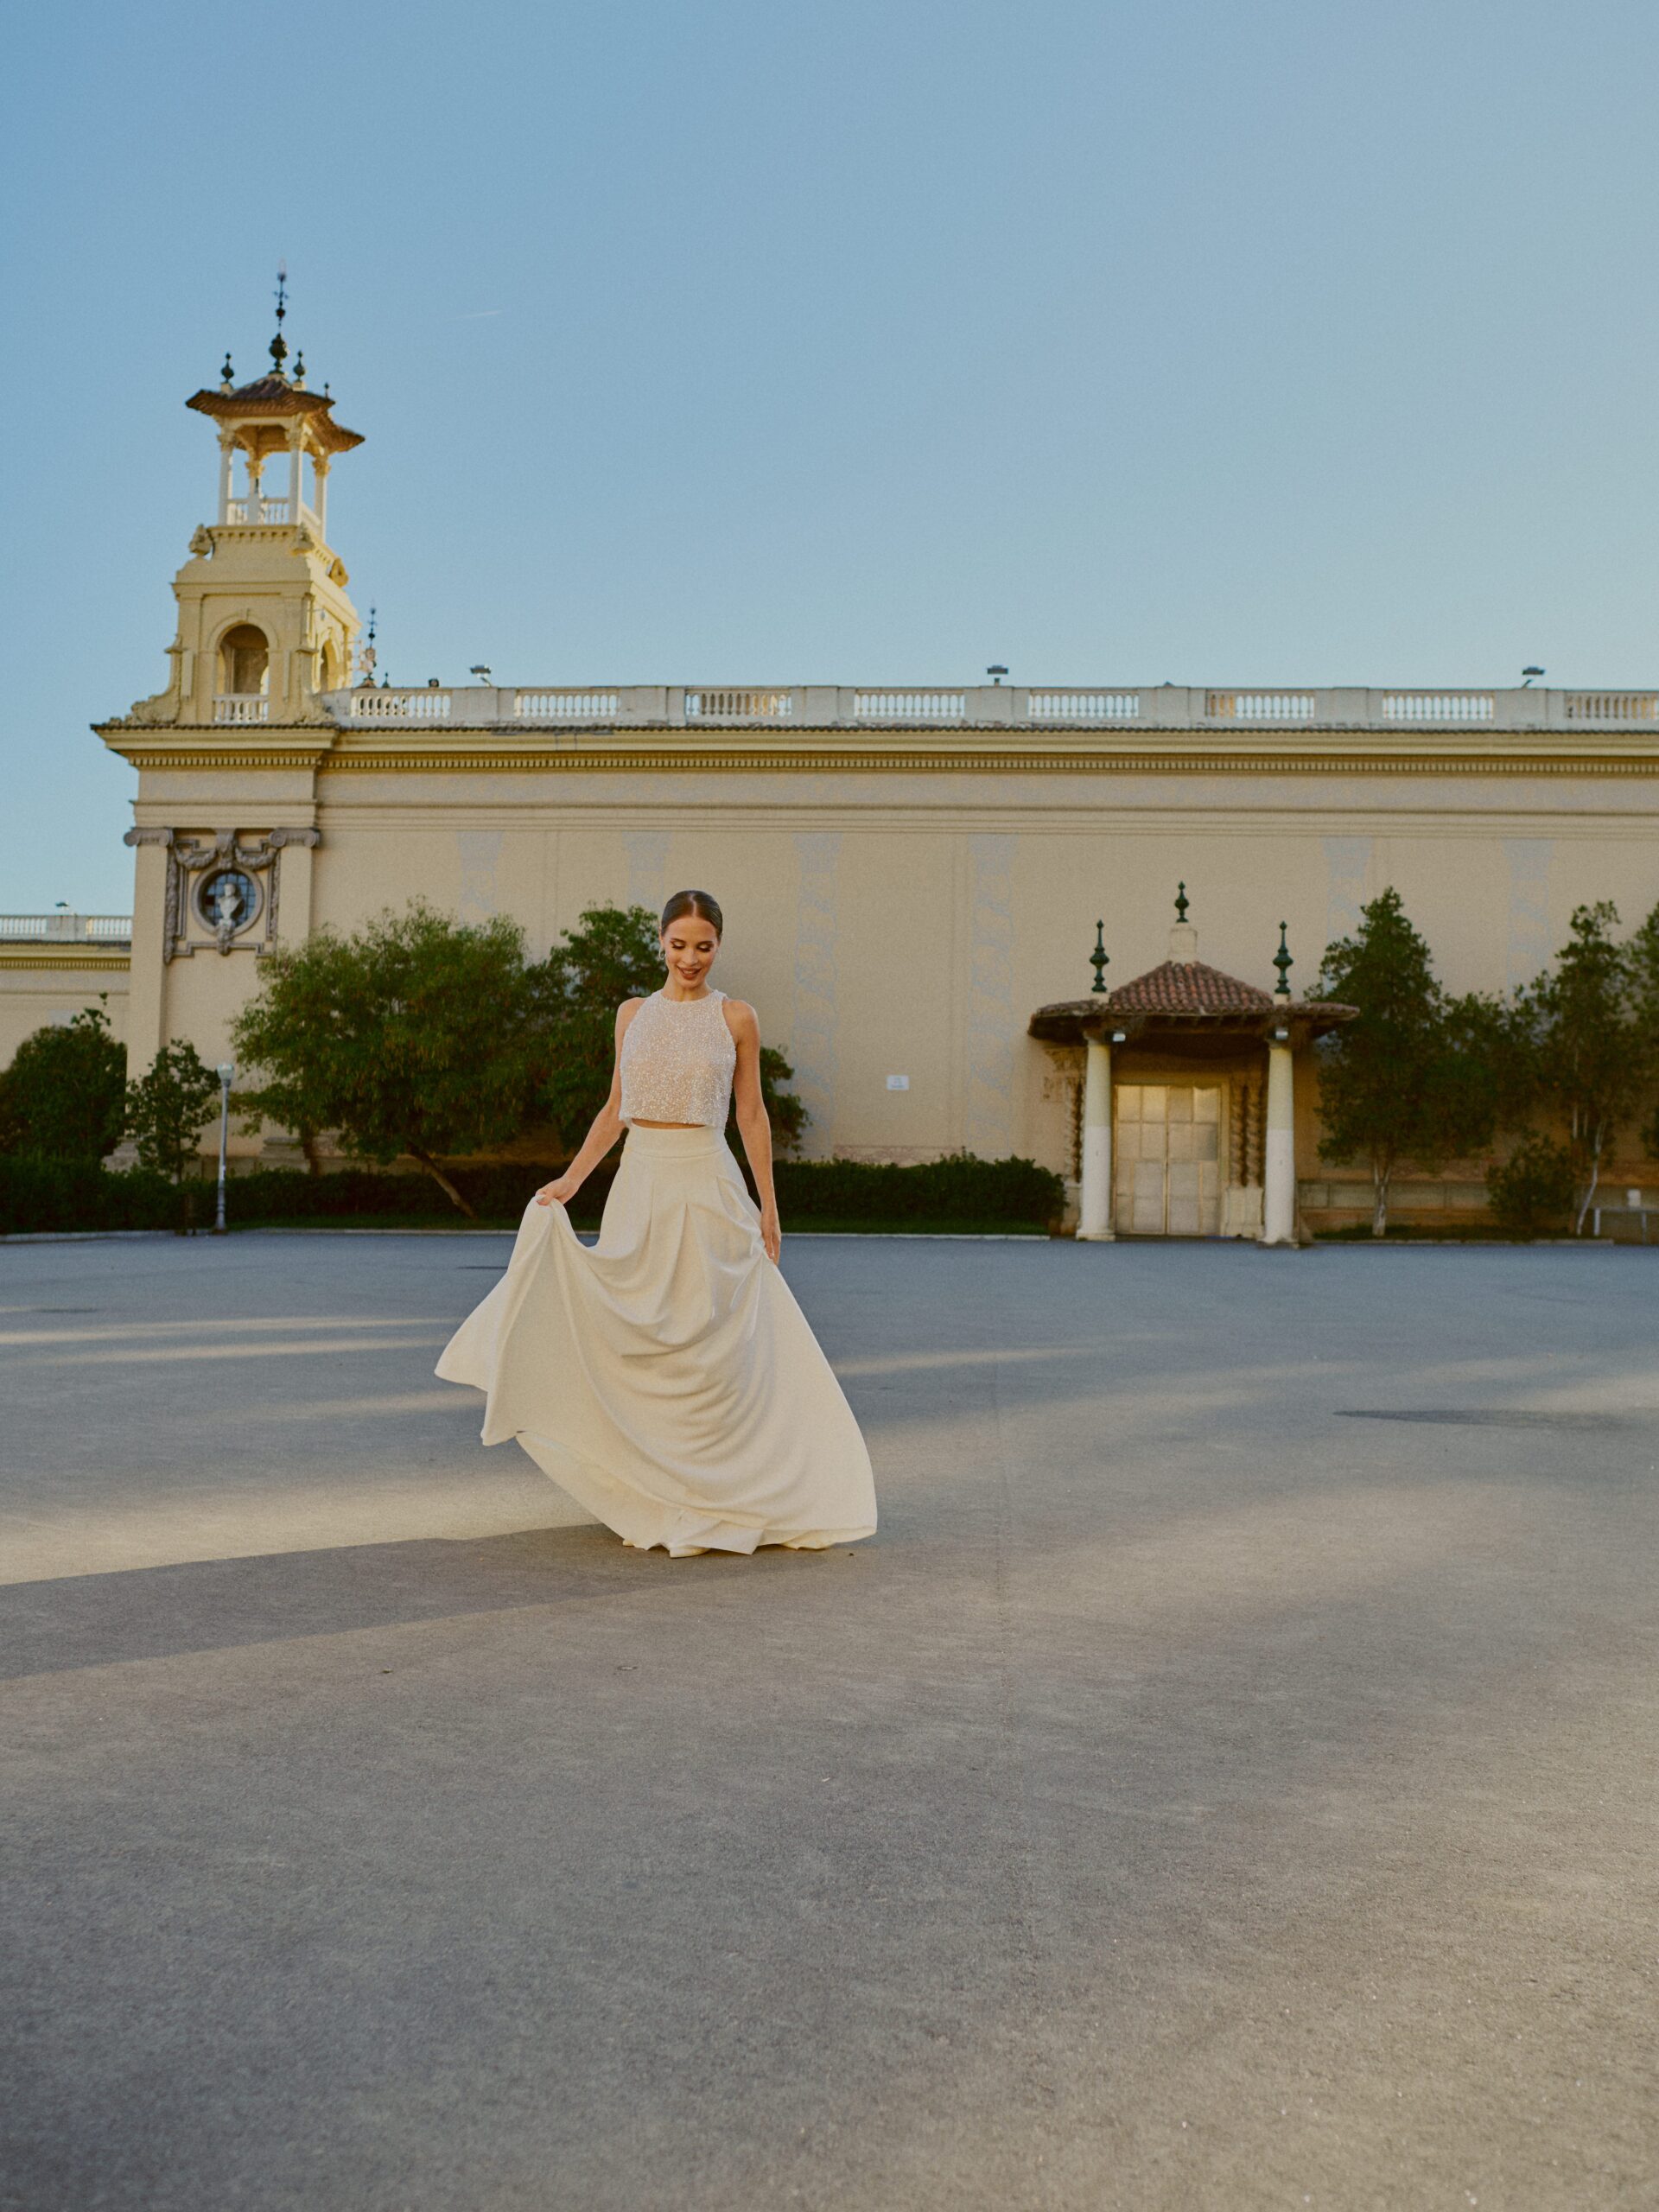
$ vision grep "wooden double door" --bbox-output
[1115,1083,1223,1236]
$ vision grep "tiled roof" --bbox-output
[1109,959,1274,1014]
[186,378,365,454]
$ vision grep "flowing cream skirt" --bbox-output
[435,1125,878,1555]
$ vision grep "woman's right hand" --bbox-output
[535,1173,581,1208]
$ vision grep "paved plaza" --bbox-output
[2,1231,1655,2210]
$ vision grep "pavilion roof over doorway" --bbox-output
[1029,894,1358,1046]
[1027,954,1357,1046]
[1109,958,1274,1014]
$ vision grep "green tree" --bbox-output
[1316,888,1497,1236]
[1507,903,1654,1233]
[124,1040,221,1181]
[1485,1135,1576,1237]
[231,902,548,1216]
[534,905,669,1147]
[532,903,807,1155]
[1628,899,1659,1162]
[0,999,126,1162]
[749,1045,807,1155]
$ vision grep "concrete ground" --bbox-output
[1,1232,1655,2212]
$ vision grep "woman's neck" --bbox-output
[660,982,714,1002]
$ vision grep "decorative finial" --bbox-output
[354,606,379,686]
[219,352,234,388]
[1174,881,1190,925]
[292,351,305,388]
[322,381,330,398]
[1090,919,1109,995]
[269,260,289,377]
[1273,921,1294,998]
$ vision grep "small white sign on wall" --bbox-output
[886,1074,910,1091]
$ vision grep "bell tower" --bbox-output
[120,272,365,728]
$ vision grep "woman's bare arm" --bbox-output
[726,1000,780,1263]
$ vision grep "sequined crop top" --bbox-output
[619,988,737,1127]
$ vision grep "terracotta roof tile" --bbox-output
[1109,959,1274,1014]
[186,378,365,454]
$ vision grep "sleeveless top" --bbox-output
[619,988,736,1128]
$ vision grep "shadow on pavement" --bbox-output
[0,1524,819,1683]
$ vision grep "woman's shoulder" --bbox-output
[719,995,758,1035]
[616,994,654,1030]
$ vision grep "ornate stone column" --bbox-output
[1077,1031,1115,1240]
[121,828,175,1077]
[1262,1034,1296,1245]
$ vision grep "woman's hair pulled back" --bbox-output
[659,888,723,938]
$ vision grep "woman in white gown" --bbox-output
[436,889,878,1556]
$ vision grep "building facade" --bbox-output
[12,327,1658,1232]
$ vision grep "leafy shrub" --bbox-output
[771,1152,1065,1228]
[0,1158,181,1236]
[1485,1135,1577,1236]
[205,1153,1063,1232]
[124,1040,221,1180]
[1,1150,1064,1236]
[0,1002,126,1162]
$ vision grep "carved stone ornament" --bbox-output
[123,824,320,961]
[188,525,215,558]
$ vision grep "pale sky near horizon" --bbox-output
[5,0,1657,912]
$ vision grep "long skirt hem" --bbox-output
[435,1125,877,1557]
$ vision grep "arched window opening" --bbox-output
[219,624,269,696]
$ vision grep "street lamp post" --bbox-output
[213,1061,235,1234]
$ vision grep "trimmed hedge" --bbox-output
[1,1149,1065,1236]
[773,1153,1063,1227]
[0,1156,184,1234]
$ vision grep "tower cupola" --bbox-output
[111,275,366,730]
[184,268,363,542]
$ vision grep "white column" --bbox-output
[289,432,304,524]
[217,435,235,523]
[313,456,328,539]
[1077,1033,1115,1240]
[1262,1037,1296,1245]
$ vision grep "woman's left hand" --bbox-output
[760,1203,781,1264]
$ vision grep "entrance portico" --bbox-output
[1029,902,1356,1243]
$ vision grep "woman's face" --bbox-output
[660,915,720,991]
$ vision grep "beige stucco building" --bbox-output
[10,321,1659,1232]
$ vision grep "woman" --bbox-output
[436,889,878,1557]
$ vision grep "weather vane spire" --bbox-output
[269,260,289,378]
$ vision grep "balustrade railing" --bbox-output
[214,695,270,724]
[0,914,133,943]
[855,690,965,720]
[312,683,1659,734]
[687,690,794,721]
[516,690,620,720]
[225,496,292,525]
[1382,691,1495,721]
[1027,691,1141,721]
[1566,692,1659,721]
[351,688,452,721]
[1206,691,1317,721]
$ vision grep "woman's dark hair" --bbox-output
[659,888,723,938]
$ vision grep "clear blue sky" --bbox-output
[5,0,1656,912]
